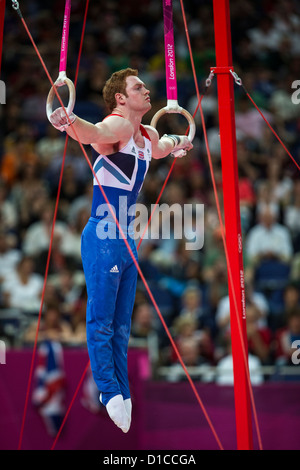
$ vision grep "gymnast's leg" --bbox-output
[112,240,138,426]
[81,220,130,432]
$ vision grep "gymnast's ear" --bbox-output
[115,92,126,106]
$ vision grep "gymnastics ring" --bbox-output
[150,101,196,157]
[46,73,76,122]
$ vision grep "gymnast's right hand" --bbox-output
[49,107,77,132]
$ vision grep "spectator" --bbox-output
[0,136,37,187]
[264,155,293,207]
[51,268,83,317]
[255,180,280,223]
[166,336,210,382]
[215,335,264,385]
[179,283,212,332]
[1,255,43,314]
[68,286,88,345]
[23,303,73,344]
[22,199,82,271]
[35,123,66,168]
[53,165,84,218]
[245,206,293,270]
[22,200,70,257]
[171,313,214,365]
[10,160,50,232]
[202,226,228,312]
[158,236,203,298]
[247,17,283,58]
[33,232,78,276]
[61,206,90,266]
[215,281,269,341]
[0,179,18,234]
[284,179,300,245]
[131,301,157,340]
[275,283,300,331]
[0,231,22,285]
[246,303,272,365]
[235,94,273,141]
[47,138,90,193]
[290,255,300,285]
[67,182,93,225]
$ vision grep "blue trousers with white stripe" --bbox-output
[81,217,138,406]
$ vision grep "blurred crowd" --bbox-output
[1,0,300,383]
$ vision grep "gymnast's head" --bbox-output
[102,68,151,114]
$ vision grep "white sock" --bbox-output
[124,398,132,424]
[105,394,130,433]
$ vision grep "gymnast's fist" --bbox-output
[163,134,193,157]
[49,107,76,132]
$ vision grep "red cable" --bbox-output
[18,141,68,451]
[237,81,300,448]
[16,4,224,451]
[198,96,263,451]
[179,0,263,450]
[17,0,90,450]
[245,89,300,172]
[51,361,90,450]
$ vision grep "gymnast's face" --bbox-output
[123,75,151,113]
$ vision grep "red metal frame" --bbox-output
[212,0,254,449]
[0,0,5,76]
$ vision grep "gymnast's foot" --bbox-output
[124,398,132,426]
[100,394,130,433]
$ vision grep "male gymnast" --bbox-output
[49,68,193,433]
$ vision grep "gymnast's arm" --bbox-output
[144,125,193,159]
[49,109,133,146]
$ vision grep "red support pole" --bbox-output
[0,0,5,76]
[212,0,254,449]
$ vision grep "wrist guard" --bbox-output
[163,134,181,148]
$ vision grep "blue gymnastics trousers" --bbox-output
[81,217,138,406]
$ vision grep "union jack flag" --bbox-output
[32,340,66,436]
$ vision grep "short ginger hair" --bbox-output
[103,68,138,112]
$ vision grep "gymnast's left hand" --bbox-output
[49,107,77,132]
[164,134,193,157]
[174,135,193,154]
